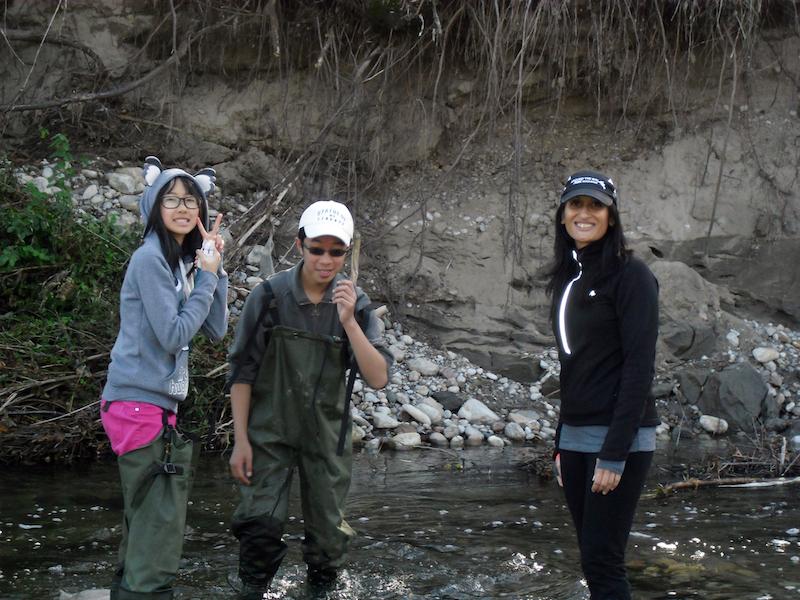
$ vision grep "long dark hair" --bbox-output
[143,176,206,272]
[544,201,630,299]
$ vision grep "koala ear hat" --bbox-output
[138,155,217,230]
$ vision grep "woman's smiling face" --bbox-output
[561,195,613,248]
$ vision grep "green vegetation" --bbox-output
[0,134,232,463]
[0,132,136,461]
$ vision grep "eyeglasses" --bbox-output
[303,243,348,257]
[162,195,200,210]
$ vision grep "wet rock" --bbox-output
[450,435,464,448]
[59,591,110,600]
[429,432,448,447]
[443,425,459,439]
[352,424,366,444]
[364,438,382,450]
[390,432,422,450]
[487,435,504,447]
[504,422,526,442]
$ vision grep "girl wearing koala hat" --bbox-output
[100,157,229,600]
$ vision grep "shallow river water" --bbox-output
[1,445,799,599]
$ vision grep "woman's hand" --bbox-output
[333,279,357,326]
[554,453,563,487]
[195,214,223,272]
[591,460,621,495]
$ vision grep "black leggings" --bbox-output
[560,450,653,600]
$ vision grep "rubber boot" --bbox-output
[307,564,338,589]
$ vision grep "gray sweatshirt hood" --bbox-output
[139,156,216,231]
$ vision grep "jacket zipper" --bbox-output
[557,249,582,356]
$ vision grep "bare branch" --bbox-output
[0,17,236,113]
[3,29,107,74]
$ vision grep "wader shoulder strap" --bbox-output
[225,280,279,390]
[209,281,279,445]
[336,306,374,456]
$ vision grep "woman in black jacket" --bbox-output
[547,170,659,600]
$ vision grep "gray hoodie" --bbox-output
[102,162,228,412]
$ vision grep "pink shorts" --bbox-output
[100,399,177,456]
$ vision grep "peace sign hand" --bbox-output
[195,214,224,273]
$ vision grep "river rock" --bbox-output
[388,345,406,362]
[246,244,269,266]
[107,172,137,194]
[508,409,541,427]
[675,368,709,405]
[696,362,768,432]
[82,184,99,200]
[443,425,459,439]
[432,391,463,412]
[458,398,500,424]
[504,422,526,441]
[487,435,504,447]
[352,424,366,444]
[450,435,464,448]
[464,426,484,446]
[352,412,370,428]
[753,347,780,363]
[32,175,49,193]
[415,401,443,424]
[372,413,400,429]
[429,431,448,446]
[59,591,110,600]
[391,432,422,449]
[119,194,140,212]
[406,357,439,376]
[699,415,728,434]
[402,404,431,427]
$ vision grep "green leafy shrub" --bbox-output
[0,132,140,463]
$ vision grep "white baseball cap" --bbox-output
[298,200,354,245]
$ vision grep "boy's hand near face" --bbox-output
[333,279,357,326]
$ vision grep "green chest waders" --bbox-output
[232,326,356,591]
[111,410,198,600]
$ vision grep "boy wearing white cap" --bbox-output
[226,200,391,598]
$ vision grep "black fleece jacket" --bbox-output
[552,242,660,462]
